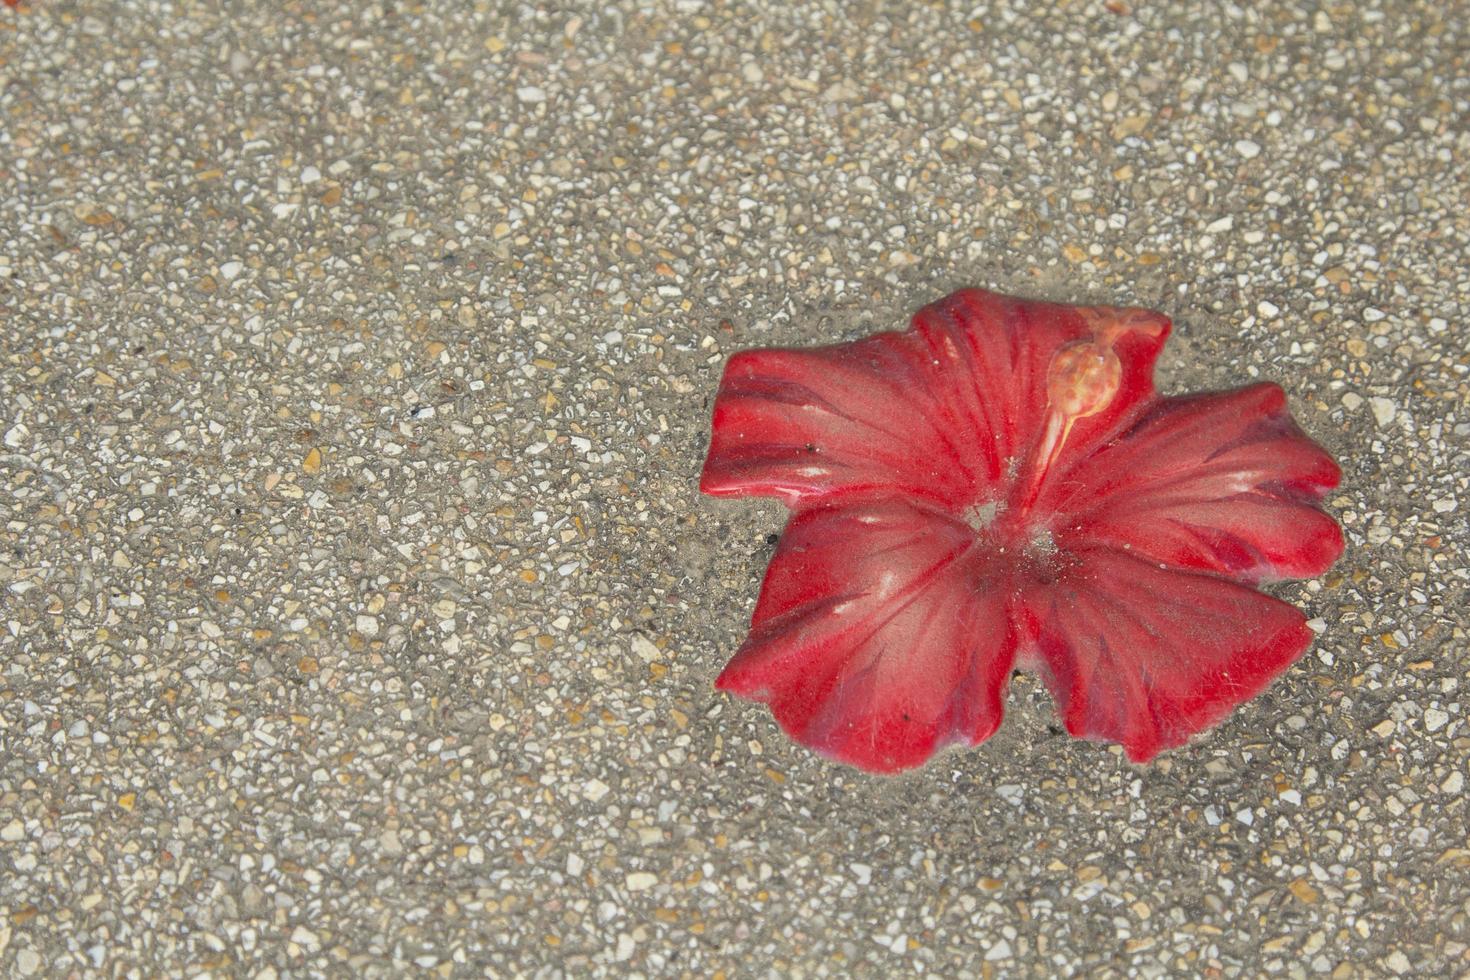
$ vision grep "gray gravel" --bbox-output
[2,1,1468,976]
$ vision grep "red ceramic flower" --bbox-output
[702,288,1343,772]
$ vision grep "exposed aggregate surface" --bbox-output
[1,1,1467,976]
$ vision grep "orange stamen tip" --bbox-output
[1047,341,1122,420]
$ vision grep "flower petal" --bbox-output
[701,289,1171,509]
[700,336,984,508]
[909,289,1171,473]
[1047,384,1343,581]
[716,499,1016,772]
[1017,548,1314,762]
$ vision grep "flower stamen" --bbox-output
[1008,310,1164,521]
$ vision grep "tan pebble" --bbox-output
[1289,879,1320,904]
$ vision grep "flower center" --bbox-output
[962,500,999,531]
[962,499,1061,576]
